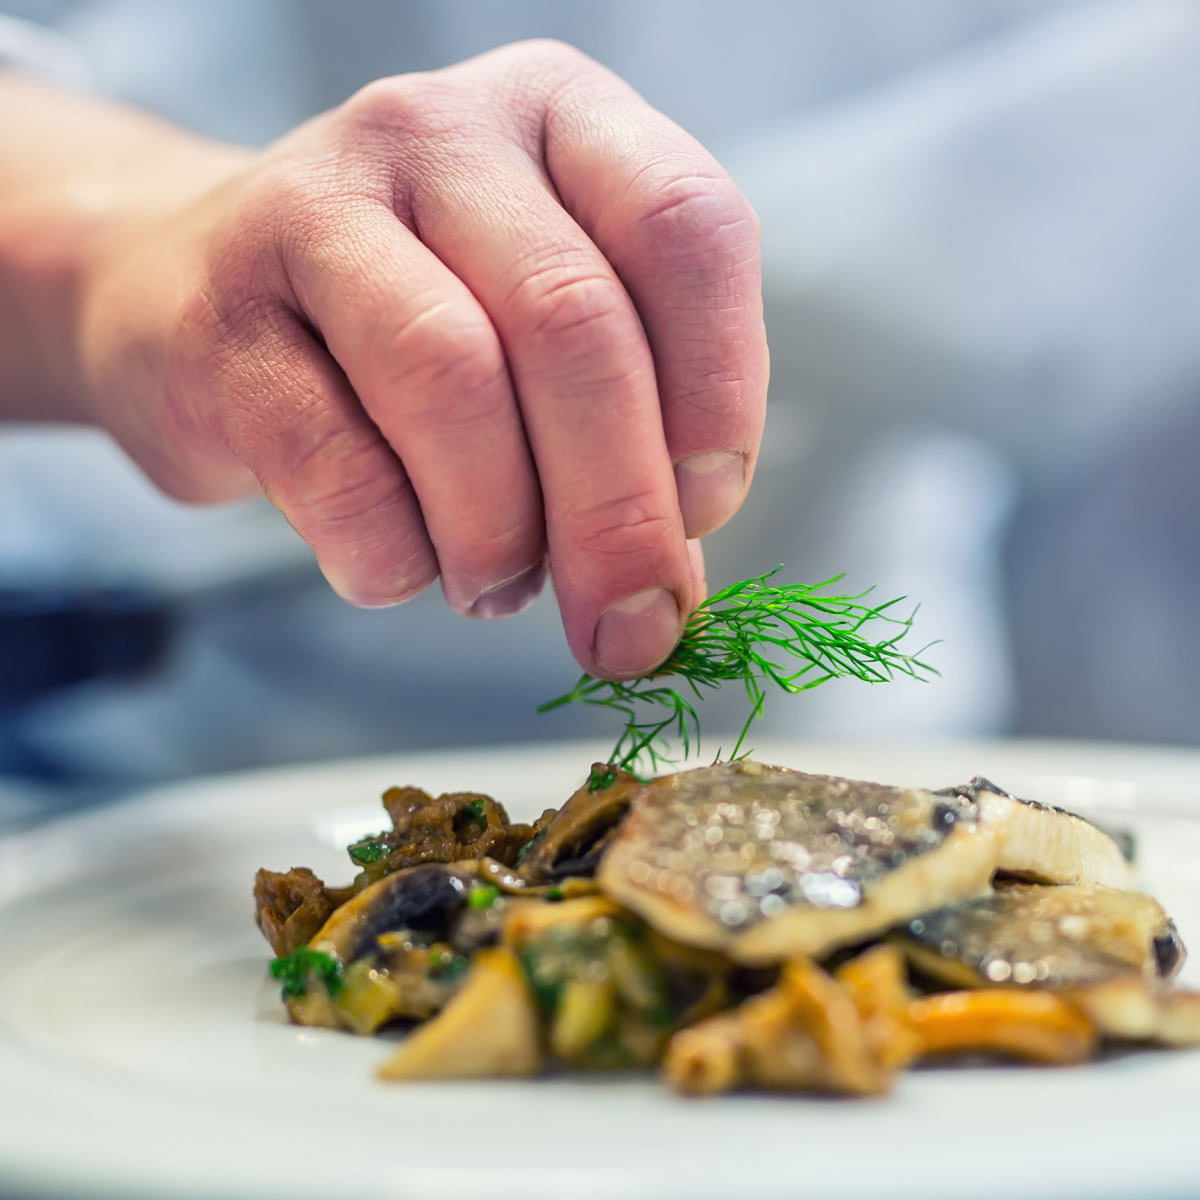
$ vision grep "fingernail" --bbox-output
[469,561,546,619]
[674,451,746,537]
[594,587,681,677]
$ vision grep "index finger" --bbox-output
[541,52,769,539]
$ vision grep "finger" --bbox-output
[409,154,696,677]
[542,59,768,538]
[687,538,708,601]
[283,200,547,619]
[206,309,439,606]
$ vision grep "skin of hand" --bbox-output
[0,40,767,679]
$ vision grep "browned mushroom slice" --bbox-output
[348,787,549,886]
[663,957,895,1096]
[254,866,352,956]
[834,945,921,1070]
[282,863,476,1031]
[517,765,641,884]
[376,948,542,1080]
[906,990,1097,1064]
[896,883,1200,1044]
[598,762,1133,965]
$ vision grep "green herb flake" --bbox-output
[516,831,545,866]
[462,800,486,821]
[587,765,617,793]
[429,950,469,984]
[269,946,344,999]
[545,886,565,902]
[517,948,563,1014]
[347,835,388,864]
[538,567,938,778]
[468,884,500,911]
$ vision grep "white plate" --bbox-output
[2,739,1199,1200]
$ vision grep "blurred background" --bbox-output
[2,0,1198,815]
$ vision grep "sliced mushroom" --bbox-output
[663,956,896,1096]
[351,787,547,886]
[833,945,921,1070]
[310,862,472,964]
[279,863,475,1030]
[376,948,542,1080]
[517,765,640,884]
[254,867,352,956]
[906,991,1097,1064]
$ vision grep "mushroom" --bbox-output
[350,787,548,886]
[284,863,474,1031]
[254,867,353,956]
[376,948,542,1080]
[663,956,896,1096]
[517,765,640,884]
[907,990,1096,1064]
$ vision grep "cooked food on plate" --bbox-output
[255,760,1200,1093]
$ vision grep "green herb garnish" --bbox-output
[462,800,486,821]
[269,946,344,999]
[587,764,618,793]
[347,836,388,864]
[429,949,469,983]
[517,948,564,1014]
[468,884,500,911]
[516,830,544,866]
[545,886,565,902]
[539,567,936,777]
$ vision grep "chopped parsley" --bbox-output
[517,947,563,1014]
[429,948,469,983]
[587,765,618,793]
[545,886,565,902]
[347,835,388,864]
[516,830,544,866]
[462,800,486,821]
[270,947,344,999]
[468,884,500,911]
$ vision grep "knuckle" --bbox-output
[287,432,439,606]
[516,265,629,349]
[490,37,596,79]
[373,304,508,421]
[633,173,759,265]
[343,74,464,142]
[566,489,676,561]
[285,429,404,531]
[345,76,423,130]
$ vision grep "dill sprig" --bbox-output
[537,567,937,778]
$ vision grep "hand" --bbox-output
[74,41,768,677]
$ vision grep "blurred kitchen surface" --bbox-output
[2,0,1198,807]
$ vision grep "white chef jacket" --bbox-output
[1,0,1197,793]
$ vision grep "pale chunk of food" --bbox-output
[664,956,900,1096]
[941,778,1133,888]
[376,948,541,1080]
[898,883,1200,1045]
[598,762,1131,965]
